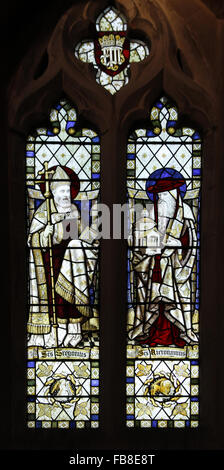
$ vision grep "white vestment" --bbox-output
[27,198,98,347]
[128,191,198,344]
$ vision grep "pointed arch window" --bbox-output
[7,0,223,452]
[126,96,201,428]
[26,99,100,428]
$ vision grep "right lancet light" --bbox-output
[126,96,201,429]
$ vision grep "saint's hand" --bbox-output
[43,225,54,238]
[63,208,80,220]
[53,213,66,223]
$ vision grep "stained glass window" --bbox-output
[75,6,149,94]
[6,0,224,455]
[26,99,100,429]
[126,96,201,428]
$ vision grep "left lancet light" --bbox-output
[26,99,100,429]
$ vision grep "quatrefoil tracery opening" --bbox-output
[75,6,150,95]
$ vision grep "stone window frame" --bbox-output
[5,0,224,452]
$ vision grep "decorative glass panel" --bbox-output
[26,99,100,429]
[75,6,150,94]
[126,96,200,428]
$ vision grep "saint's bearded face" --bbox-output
[53,184,71,209]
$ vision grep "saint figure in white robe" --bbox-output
[27,165,99,348]
[128,169,198,346]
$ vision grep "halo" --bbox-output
[38,165,80,200]
[146,168,186,202]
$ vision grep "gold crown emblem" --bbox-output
[99,34,125,49]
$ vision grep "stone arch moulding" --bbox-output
[7,0,224,452]
[8,0,217,137]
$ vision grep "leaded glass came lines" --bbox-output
[75,6,149,94]
[126,96,201,428]
[26,99,100,429]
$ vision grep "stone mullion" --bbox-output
[100,119,127,442]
